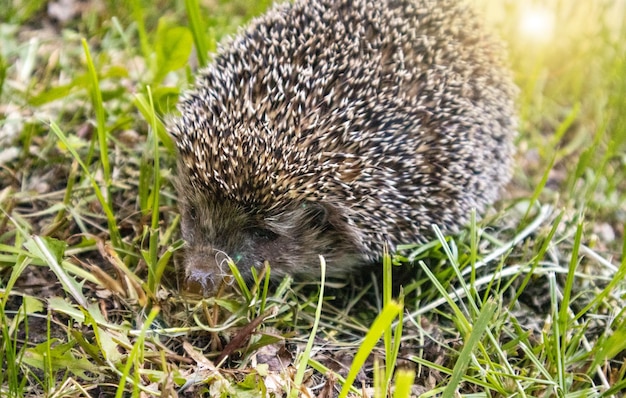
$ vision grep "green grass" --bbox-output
[1,0,625,396]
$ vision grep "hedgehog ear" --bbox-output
[303,201,329,227]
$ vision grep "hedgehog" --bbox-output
[169,0,517,295]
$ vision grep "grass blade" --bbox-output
[338,300,402,398]
[442,299,497,398]
[290,256,326,398]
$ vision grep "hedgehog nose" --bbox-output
[183,251,225,296]
[184,265,218,296]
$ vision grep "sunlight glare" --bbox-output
[518,7,556,43]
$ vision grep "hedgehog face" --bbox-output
[179,188,364,295]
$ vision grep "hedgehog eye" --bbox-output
[249,227,278,241]
[187,205,197,221]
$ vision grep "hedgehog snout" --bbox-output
[183,247,232,295]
